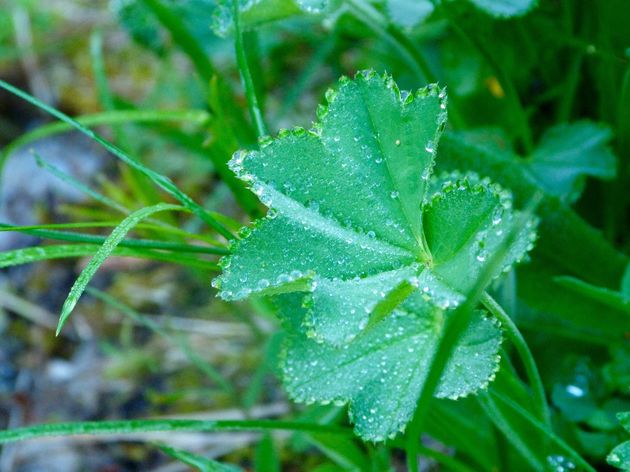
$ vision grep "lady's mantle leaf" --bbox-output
[282,296,502,441]
[214,71,447,318]
[214,71,535,341]
[214,71,537,439]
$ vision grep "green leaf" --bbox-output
[57,203,185,334]
[211,0,329,37]
[216,71,536,440]
[0,419,352,444]
[554,276,630,314]
[386,0,434,28]
[517,257,628,344]
[283,298,501,441]
[466,0,537,18]
[524,121,617,202]
[158,444,243,472]
[0,244,219,270]
[608,412,630,470]
[254,433,280,472]
[216,73,533,335]
[609,442,630,470]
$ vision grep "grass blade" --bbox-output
[0,221,224,245]
[0,244,219,270]
[158,443,242,471]
[0,79,234,240]
[254,433,280,472]
[488,390,596,472]
[481,292,551,427]
[56,203,184,334]
[477,393,543,471]
[0,222,228,255]
[0,419,352,445]
[34,153,130,213]
[1,109,210,168]
[89,288,236,395]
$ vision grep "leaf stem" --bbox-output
[232,0,268,138]
[346,0,433,82]
[480,292,551,428]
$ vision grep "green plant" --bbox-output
[0,0,629,471]
[214,71,538,444]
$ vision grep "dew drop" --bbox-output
[565,384,585,398]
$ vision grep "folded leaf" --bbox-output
[424,173,536,294]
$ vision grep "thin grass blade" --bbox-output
[56,203,185,334]
[0,79,234,239]
[0,243,219,270]
[0,419,352,444]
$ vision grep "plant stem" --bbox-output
[481,292,551,428]
[232,0,268,138]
